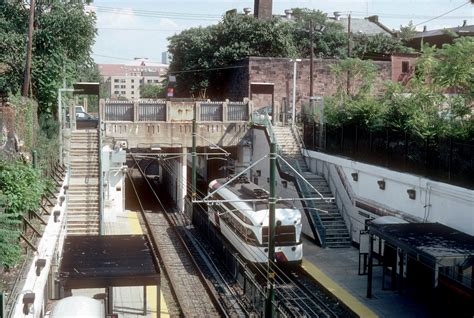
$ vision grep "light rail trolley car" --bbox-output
[208,177,303,264]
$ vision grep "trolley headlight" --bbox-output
[276,220,282,227]
[292,247,296,251]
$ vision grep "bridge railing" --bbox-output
[100,99,251,123]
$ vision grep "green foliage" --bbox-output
[0,160,46,268]
[0,2,28,96]
[141,84,165,99]
[399,21,417,42]
[430,37,474,93]
[351,33,413,59]
[290,8,347,58]
[169,14,298,97]
[168,9,414,97]
[324,39,474,140]
[0,1,96,117]
[330,58,377,97]
[8,95,38,150]
[324,58,384,129]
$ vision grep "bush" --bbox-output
[0,160,47,268]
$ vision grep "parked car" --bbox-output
[75,110,98,129]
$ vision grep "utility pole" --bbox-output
[346,14,352,95]
[265,142,277,317]
[22,0,36,97]
[309,19,314,100]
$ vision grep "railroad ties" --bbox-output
[128,167,221,317]
[145,212,220,317]
[66,130,100,235]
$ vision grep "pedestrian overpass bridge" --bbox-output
[99,99,252,149]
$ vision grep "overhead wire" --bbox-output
[95,5,221,21]
[155,155,328,316]
[414,1,471,26]
[92,52,248,74]
[97,27,183,32]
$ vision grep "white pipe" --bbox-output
[291,59,301,126]
[292,60,297,126]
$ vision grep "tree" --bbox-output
[399,21,417,42]
[168,13,299,97]
[0,2,28,96]
[324,58,385,129]
[0,1,96,116]
[141,84,165,99]
[290,8,347,58]
[352,33,413,59]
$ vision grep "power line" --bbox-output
[340,10,472,20]
[95,5,222,18]
[97,27,183,32]
[95,6,221,21]
[92,52,248,74]
[414,1,471,26]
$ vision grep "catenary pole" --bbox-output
[265,142,277,317]
[192,104,197,202]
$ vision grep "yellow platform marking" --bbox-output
[302,259,378,318]
[127,211,169,318]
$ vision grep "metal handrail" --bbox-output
[322,161,353,237]
[290,123,310,161]
[252,112,327,247]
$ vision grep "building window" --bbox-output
[114,79,119,83]
[121,91,126,94]
[120,79,126,83]
[131,79,135,83]
[131,85,134,89]
[401,61,409,73]
[114,85,119,88]
[154,80,159,83]
[147,80,152,84]
[131,91,134,94]
[121,85,126,89]
[114,91,119,94]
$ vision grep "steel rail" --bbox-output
[129,154,228,317]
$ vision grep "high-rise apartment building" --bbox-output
[98,58,168,100]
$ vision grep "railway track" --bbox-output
[129,153,356,317]
[128,154,245,317]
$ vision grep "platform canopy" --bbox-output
[369,222,474,268]
[59,235,160,289]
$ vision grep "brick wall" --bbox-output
[391,54,418,84]
[229,57,392,111]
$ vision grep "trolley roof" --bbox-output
[213,178,293,211]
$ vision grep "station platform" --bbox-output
[302,238,431,318]
[72,208,170,318]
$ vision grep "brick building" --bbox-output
[228,55,420,114]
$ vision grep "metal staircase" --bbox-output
[254,113,351,248]
[66,130,100,235]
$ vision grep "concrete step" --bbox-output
[67,229,100,235]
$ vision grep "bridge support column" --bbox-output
[176,148,187,212]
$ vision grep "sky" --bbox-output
[90,0,473,64]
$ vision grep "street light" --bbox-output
[291,59,302,126]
